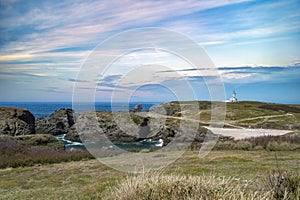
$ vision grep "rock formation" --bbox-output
[0,106,35,136]
[130,104,143,112]
[65,111,137,142]
[35,108,76,135]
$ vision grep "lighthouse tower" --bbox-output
[230,90,238,102]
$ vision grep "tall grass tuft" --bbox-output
[104,173,271,200]
[264,169,300,200]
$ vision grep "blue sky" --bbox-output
[0,0,300,103]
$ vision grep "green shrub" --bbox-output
[213,141,235,150]
[213,134,300,151]
[266,141,296,151]
[214,141,253,151]
[130,114,142,125]
[253,145,264,151]
[235,141,253,151]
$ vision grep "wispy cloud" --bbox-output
[219,65,300,83]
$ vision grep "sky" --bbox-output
[0,0,300,103]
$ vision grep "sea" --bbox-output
[0,102,160,118]
[0,102,163,150]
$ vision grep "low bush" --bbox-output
[235,141,253,150]
[213,134,300,151]
[266,141,297,151]
[214,141,253,151]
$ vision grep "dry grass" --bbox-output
[104,173,271,200]
[213,133,300,151]
[0,150,299,199]
[264,169,300,200]
[0,135,93,168]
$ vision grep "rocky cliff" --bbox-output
[64,110,210,146]
[0,106,35,136]
[35,108,76,135]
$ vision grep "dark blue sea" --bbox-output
[0,102,160,118]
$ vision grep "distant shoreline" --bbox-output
[0,102,159,118]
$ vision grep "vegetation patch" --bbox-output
[0,135,93,169]
[259,104,300,113]
[264,169,300,200]
[214,134,300,151]
[104,173,271,200]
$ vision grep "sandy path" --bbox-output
[232,113,293,122]
[135,112,292,140]
[205,127,290,140]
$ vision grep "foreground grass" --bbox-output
[105,173,271,200]
[0,150,299,199]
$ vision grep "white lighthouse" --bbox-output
[230,90,238,102]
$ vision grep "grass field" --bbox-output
[161,101,300,129]
[0,149,299,199]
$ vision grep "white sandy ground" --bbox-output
[135,112,293,140]
[205,127,291,140]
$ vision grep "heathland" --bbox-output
[0,101,299,199]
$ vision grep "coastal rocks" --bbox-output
[0,106,35,136]
[65,111,137,143]
[35,108,76,135]
[35,107,218,147]
[64,110,211,146]
[130,104,143,112]
[64,126,80,142]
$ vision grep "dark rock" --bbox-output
[64,125,80,142]
[130,104,143,112]
[35,108,75,135]
[0,106,35,136]
[64,109,216,146]
[66,111,147,143]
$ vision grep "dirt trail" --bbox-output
[232,113,293,122]
[204,127,290,140]
[134,112,292,139]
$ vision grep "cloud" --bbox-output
[219,65,300,83]
[0,0,251,55]
[97,75,122,88]
[67,78,88,83]
[163,0,300,47]
[38,87,66,94]
[96,88,121,92]
[0,70,58,78]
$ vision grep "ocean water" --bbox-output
[56,134,163,151]
[0,102,159,118]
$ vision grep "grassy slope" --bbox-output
[0,150,299,199]
[164,101,300,129]
[225,101,300,129]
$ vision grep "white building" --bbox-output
[230,90,238,102]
